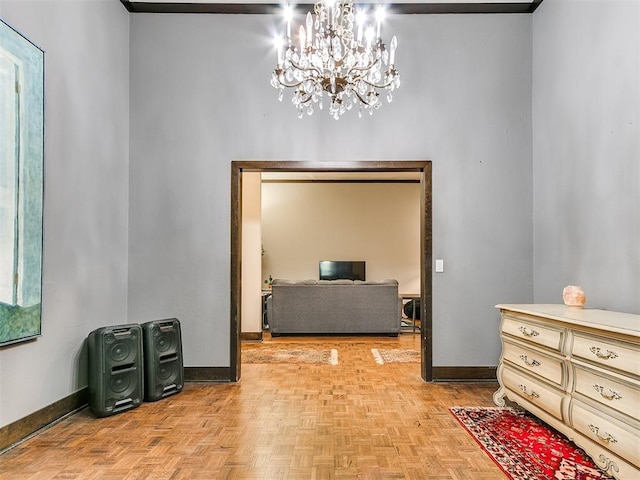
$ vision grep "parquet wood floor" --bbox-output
[0,333,505,479]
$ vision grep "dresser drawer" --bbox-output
[573,365,640,421]
[571,400,640,468]
[572,333,640,378]
[503,366,564,420]
[502,313,564,352]
[502,339,565,386]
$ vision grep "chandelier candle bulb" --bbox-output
[299,25,306,52]
[284,5,292,39]
[356,11,364,42]
[365,27,374,51]
[306,13,313,46]
[275,37,283,67]
[389,35,397,66]
[376,6,384,38]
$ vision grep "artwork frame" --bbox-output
[0,18,44,347]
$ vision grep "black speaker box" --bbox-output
[87,324,144,417]
[141,318,184,402]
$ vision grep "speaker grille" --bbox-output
[142,318,184,402]
[87,324,143,417]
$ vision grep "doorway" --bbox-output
[230,161,432,382]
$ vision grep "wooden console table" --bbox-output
[494,304,640,479]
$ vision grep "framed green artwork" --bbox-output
[0,18,44,346]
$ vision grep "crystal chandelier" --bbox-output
[270,1,400,119]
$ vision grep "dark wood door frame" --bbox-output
[230,160,432,382]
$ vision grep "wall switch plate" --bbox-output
[435,259,444,273]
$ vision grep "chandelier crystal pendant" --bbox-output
[270,1,400,120]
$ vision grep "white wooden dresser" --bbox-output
[493,304,640,480]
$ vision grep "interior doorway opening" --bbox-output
[230,161,432,382]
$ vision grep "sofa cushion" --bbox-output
[356,279,398,286]
[318,279,353,285]
[272,279,317,286]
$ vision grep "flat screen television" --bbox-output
[319,261,366,281]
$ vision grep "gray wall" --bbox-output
[0,0,129,427]
[532,0,640,314]
[128,13,533,368]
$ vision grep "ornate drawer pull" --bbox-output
[588,424,618,444]
[589,347,618,360]
[593,384,622,401]
[519,384,539,398]
[518,326,539,337]
[519,354,541,367]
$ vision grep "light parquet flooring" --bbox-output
[0,333,505,480]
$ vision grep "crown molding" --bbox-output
[120,1,543,15]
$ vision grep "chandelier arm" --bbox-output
[275,77,305,88]
[347,55,379,70]
[345,61,379,77]
[346,67,396,91]
[299,95,314,105]
[357,76,397,89]
[346,61,398,88]
[288,58,323,78]
[353,90,374,106]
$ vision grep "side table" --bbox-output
[400,293,420,333]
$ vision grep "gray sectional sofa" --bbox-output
[266,279,402,335]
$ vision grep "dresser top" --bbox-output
[496,304,640,338]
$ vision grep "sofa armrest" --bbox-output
[266,294,273,324]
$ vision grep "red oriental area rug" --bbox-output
[450,406,613,480]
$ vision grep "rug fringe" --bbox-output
[371,348,384,365]
[330,349,339,365]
